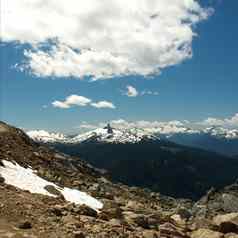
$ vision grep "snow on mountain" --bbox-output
[71,127,160,144]
[27,124,238,145]
[0,159,103,211]
[27,130,67,143]
[27,125,160,144]
[203,126,238,139]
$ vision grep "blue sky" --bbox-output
[0,0,237,133]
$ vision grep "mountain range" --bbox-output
[27,124,238,156]
[27,124,238,200]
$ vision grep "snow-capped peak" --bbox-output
[27,124,238,144]
[71,125,160,144]
[27,124,160,144]
[27,130,66,143]
[203,126,238,139]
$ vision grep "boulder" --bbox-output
[0,175,5,184]
[222,194,238,213]
[17,221,32,229]
[126,200,144,211]
[108,218,122,227]
[44,185,62,197]
[213,213,238,234]
[99,201,122,219]
[171,214,186,226]
[49,205,64,216]
[76,204,97,217]
[133,215,150,229]
[61,214,82,230]
[177,207,192,220]
[73,231,85,238]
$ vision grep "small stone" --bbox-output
[171,214,186,225]
[108,218,121,226]
[177,207,192,220]
[133,215,149,229]
[44,185,62,197]
[17,221,32,229]
[0,176,5,183]
[73,231,85,238]
[142,230,159,238]
[76,204,97,217]
[49,205,63,216]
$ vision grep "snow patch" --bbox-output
[0,160,103,211]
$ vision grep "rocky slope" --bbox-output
[1,121,238,238]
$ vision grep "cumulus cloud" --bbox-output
[52,101,71,109]
[200,113,238,128]
[52,94,91,109]
[52,94,115,109]
[78,119,194,134]
[126,85,139,97]
[77,113,238,132]
[91,101,116,109]
[1,0,213,80]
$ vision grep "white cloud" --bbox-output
[1,0,213,80]
[52,101,71,109]
[78,124,98,130]
[52,94,91,109]
[79,114,238,132]
[91,101,116,109]
[126,85,139,97]
[201,113,238,128]
[78,119,189,131]
[201,117,224,127]
[52,94,115,109]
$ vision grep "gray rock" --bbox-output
[73,231,85,238]
[44,185,62,197]
[132,214,149,229]
[213,213,238,234]
[222,194,238,213]
[0,176,5,183]
[75,204,97,217]
[177,207,192,220]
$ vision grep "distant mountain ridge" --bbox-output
[27,124,238,156]
[27,124,161,144]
